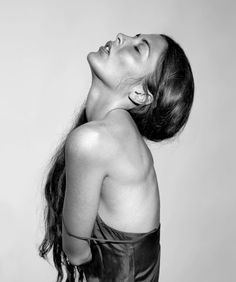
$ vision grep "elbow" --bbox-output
[75,251,92,266]
[63,247,92,266]
[62,223,92,265]
[68,250,92,266]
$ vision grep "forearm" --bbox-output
[62,216,93,265]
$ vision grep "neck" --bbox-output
[85,80,127,122]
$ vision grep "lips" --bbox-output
[99,46,109,55]
[105,41,112,54]
[99,40,112,55]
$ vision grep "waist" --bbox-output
[98,197,160,234]
[90,213,161,245]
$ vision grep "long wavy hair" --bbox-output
[38,34,194,282]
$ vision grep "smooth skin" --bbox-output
[62,33,167,266]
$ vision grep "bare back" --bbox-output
[92,109,160,233]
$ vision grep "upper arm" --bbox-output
[62,125,113,261]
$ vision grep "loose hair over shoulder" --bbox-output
[38,34,194,281]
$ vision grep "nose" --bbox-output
[116,33,127,45]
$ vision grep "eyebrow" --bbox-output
[136,34,150,57]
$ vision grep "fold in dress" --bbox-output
[74,213,161,282]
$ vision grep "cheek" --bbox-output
[109,51,139,77]
[117,50,136,66]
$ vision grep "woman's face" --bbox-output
[87,33,167,91]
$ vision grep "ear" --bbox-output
[128,85,153,106]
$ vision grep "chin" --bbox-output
[87,51,96,65]
[87,52,118,88]
[87,53,104,75]
[87,50,103,68]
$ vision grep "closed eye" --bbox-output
[134,34,141,53]
[134,33,150,56]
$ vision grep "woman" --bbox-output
[38,33,194,282]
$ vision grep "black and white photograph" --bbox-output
[0,0,235,281]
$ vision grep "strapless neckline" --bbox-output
[96,212,160,236]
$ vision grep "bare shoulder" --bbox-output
[65,122,119,162]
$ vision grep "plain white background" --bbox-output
[0,0,235,281]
